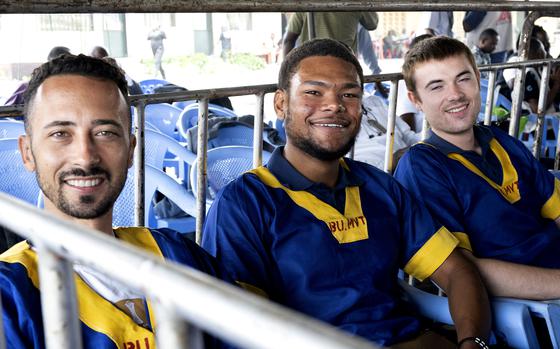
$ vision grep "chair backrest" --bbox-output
[0,120,25,139]
[0,138,41,205]
[190,145,272,202]
[178,102,237,138]
[138,79,169,94]
[208,124,255,149]
[112,165,196,227]
[143,103,182,139]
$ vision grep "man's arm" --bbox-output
[462,11,486,32]
[430,249,491,344]
[461,249,560,300]
[359,12,379,31]
[555,216,560,230]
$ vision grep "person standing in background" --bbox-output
[464,11,513,63]
[147,25,166,79]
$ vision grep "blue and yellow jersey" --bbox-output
[202,147,458,346]
[0,227,231,349]
[395,125,560,267]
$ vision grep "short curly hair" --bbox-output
[278,38,363,92]
[24,54,130,134]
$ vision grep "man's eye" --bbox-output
[343,93,360,98]
[430,86,443,91]
[97,130,117,137]
[50,131,68,138]
[305,90,320,96]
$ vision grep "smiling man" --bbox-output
[202,38,490,348]
[0,54,231,349]
[394,36,560,300]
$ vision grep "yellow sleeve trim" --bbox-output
[403,227,459,282]
[452,232,473,252]
[236,281,269,298]
[541,178,560,220]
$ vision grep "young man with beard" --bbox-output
[202,38,491,348]
[394,36,560,300]
[1,54,231,349]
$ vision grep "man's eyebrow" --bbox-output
[301,80,361,89]
[92,119,124,129]
[43,120,76,129]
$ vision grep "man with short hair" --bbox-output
[394,36,560,300]
[202,38,491,348]
[1,54,230,348]
[472,28,499,79]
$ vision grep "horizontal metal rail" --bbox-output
[2,1,560,13]
[0,193,378,349]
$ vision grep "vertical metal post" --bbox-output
[195,99,209,245]
[153,301,203,349]
[383,80,398,174]
[307,12,316,39]
[421,118,429,141]
[253,92,265,167]
[509,11,539,137]
[483,70,497,126]
[36,244,83,349]
[134,103,146,227]
[532,62,551,158]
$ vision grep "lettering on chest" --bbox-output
[328,216,366,233]
[498,180,520,203]
[123,338,151,349]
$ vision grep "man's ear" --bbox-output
[407,90,421,110]
[273,89,287,121]
[127,134,136,169]
[18,135,35,172]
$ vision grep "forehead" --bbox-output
[30,74,128,127]
[413,54,476,84]
[292,56,360,85]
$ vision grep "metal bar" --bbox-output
[3,1,560,13]
[533,62,551,158]
[195,98,209,245]
[483,70,497,126]
[133,103,146,226]
[383,80,398,174]
[253,92,265,167]
[421,118,429,141]
[152,302,192,349]
[35,243,83,349]
[307,12,316,39]
[509,11,540,137]
[0,195,378,349]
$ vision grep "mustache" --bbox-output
[59,166,110,182]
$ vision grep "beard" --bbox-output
[284,111,358,161]
[36,165,127,220]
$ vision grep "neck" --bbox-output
[283,144,340,188]
[432,127,481,154]
[45,203,115,236]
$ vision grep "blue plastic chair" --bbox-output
[177,102,237,139]
[138,79,169,94]
[140,103,182,140]
[172,100,195,111]
[0,138,41,205]
[112,165,196,233]
[190,146,272,203]
[521,114,559,159]
[400,279,560,348]
[0,120,25,139]
[145,128,196,186]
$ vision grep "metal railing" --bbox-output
[0,193,379,349]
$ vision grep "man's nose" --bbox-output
[73,135,101,166]
[323,92,343,112]
[448,83,465,100]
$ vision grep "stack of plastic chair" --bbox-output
[112,165,196,234]
[0,120,25,139]
[138,79,169,94]
[0,138,41,205]
[190,146,272,204]
[145,128,196,186]
[400,279,560,348]
[140,103,182,140]
[178,102,238,138]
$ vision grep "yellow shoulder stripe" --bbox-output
[452,232,473,251]
[403,227,458,281]
[249,166,369,244]
[542,178,560,220]
[448,139,520,203]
